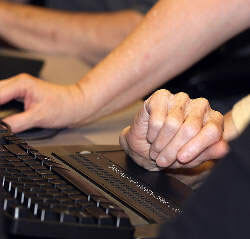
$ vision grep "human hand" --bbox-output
[119,90,229,171]
[0,73,85,133]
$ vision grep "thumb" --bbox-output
[129,102,150,139]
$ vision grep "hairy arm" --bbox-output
[1,0,250,133]
[0,2,142,64]
[75,0,250,124]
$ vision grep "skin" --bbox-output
[0,1,142,65]
[223,111,239,141]
[0,0,249,139]
[119,90,230,171]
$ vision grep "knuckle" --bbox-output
[205,122,221,140]
[211,110,223,121]
[18,73,30,80]
[153,89,170,98]
[165,116,182,132]
[16,73,34,84]
[196,97,209,108]
[175,91,190,100]
[149,90,170,106]
[147,89,171,114]
[149,118,164,132]
[17,73,29,78]
[183,121,201,138]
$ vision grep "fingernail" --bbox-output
[150,151,158,160]
[178,151,190,163]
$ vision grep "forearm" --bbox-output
[76,0,250,122]
[79,67,166,124]
[0,2,142,64]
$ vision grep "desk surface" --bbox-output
[0,48,213,188]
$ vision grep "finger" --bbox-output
[155,98,209,168]
[128,101,151,144]
[0,80,23,105]
[0,74,35,105]
[119,126,161,171]
[149,92,189,160]
[177,109,223,164]
[122,107,152,160]
[175,140,229,169]
[127,148,162,171]
[3,110,37,133]
[145,89,171,143]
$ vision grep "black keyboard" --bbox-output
[0,123,134,239]
[0,122,191,239]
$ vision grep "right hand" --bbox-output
[0,73,85,133]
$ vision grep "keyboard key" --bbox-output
[100,202,124,214]
[0,137,135,239]
[59,210,78,223]
[70,194,88,203]
[4,144,28,156]
[56,197,73,204]
[110,210,131,227]
[19,144,38,154]
[91,195,111,206]
[56,184,75,191]
[8,205,33,219]
[85,207,113,225]
[38,208,60,222]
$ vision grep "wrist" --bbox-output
[66,83,88,126]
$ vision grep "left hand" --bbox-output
[119,90,229,171]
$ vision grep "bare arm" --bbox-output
[75,0,250,124]
[0,2,142,64]
[1,0,250,133]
